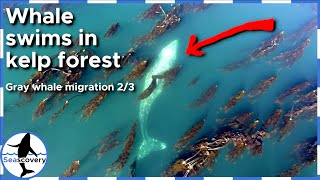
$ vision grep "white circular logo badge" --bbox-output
[1,133,47,178]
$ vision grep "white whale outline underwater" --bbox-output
[138,40,179,160]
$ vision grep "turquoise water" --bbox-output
[2,3,317,177]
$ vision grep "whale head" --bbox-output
[21,133,31,145]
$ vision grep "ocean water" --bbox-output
[2,3,318,177]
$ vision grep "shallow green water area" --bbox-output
[3,3,317,177]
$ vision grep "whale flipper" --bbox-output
[8,144,20,147]
[138,138,166,159]
[20,163,34,177]
[29,147,37,157]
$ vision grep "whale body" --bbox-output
[8,133,37,177]
[138,40,179,159]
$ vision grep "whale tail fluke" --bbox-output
[137,138,167,160]
[21,169,34,177]
[20,163,34,177]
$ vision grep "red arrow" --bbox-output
[186,18,275,56]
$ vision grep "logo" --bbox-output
[1,133,47,178]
